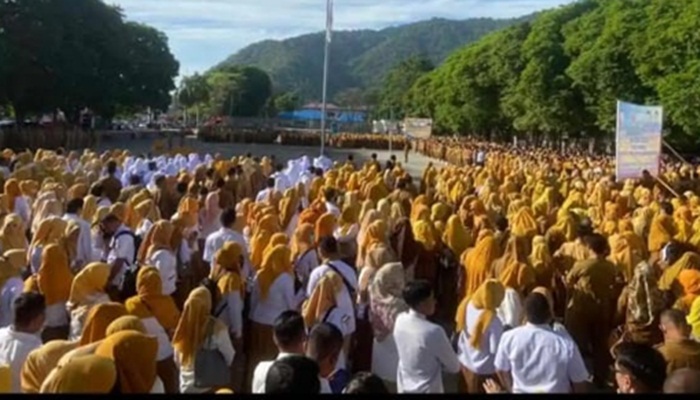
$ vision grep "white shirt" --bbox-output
[252,351,294,394]
[97,197,112,208]
[497,288,523,329]
[29,245,43,275]
[494,323,590,394]
[107,225,136,287]
[0,278,23,328]
[457,302,504,375]
[142,316,174,361]
[294,249,318,291]
[250,273,297,326]
[63,213,95,267]
[175,326,235,394]
[215,291,243,338]
[307,261,357,335]
[393,310,460,393]
[255,188,275,204]
[372,333,399,382]
[202,228,251,282]
[325,202,341,218]
[0,326,42,393]
[135,219,153,238]
[271,172,292,194]
[148,250,177,296]
[45,302,69,328]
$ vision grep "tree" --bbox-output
[273,91,301,113]
[378,56,434,119]
[179,73,211,108]
[0,0,179,123]
[333,87,366,109]
[205,65,273,117]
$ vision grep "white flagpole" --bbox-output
[320,0,333,156]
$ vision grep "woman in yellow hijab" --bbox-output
[315,212,337,245]
[36,244,73,342]
[67,262,111,341]
[443,215,471,261]
[173,287,234,393]
[302,270,344,328]
[62,220,82,272]
[454,279,505,394]
[79,302,129,346]
[335,205,360,265]
[529,235,554,288]
[28,216,67,273]
[39,355,117,394]
[3,178,25,222]
[493,237,535,328]
[0,213,28,252]
[133,199,159,237]
[81,195,98,223]
[659,251,700,294]
[210,242,244,339]
[124,266,181,394]
[140,221,178,297]
[461,232,499,301]
[247,245,296,386]
[291,223,318,289]
[20,340,79,393]
[361,220,396,272]
[95,330,160,393]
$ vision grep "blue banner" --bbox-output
[615,101,663,180]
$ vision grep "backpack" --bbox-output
[113,230,142,265]
[113,230,142,300]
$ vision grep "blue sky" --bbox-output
[111,0,574,76]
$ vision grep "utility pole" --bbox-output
[320,0,333,156]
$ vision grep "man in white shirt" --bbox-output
[306,322,345,394]
[0,292,45,393]
[101,214,136,300]
[323,187,341,218]
[255,178,277,204]
[63,198,94,271]
[494,292,590,394]
[265,355,323,394]
[202,208,251,283]
[252,311,308,393]
[270,164,292,194]
[393,280,460,393]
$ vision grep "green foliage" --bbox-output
[377,56,434,119]
[215,17,531,101]
[203,65,273,118]
[0,0,178,122]
[273,91,302,113]
[401,0,700,143]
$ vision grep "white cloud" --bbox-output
[111,0,573,74]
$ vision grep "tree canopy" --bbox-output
[400,0,700,146]
[0,0,179,122]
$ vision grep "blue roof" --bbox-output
[278,109,365,123]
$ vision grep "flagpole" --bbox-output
[320,0,333,157]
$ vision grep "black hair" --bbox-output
[314,168,324,178]
[101,214,121,225]
[13,292,46,328]
[371,153,377,160]
[584,233,610,257]
[266,177,275,188]
[265,355,321,394]
[176,181,188,194]
[276,164,284,172]
[66,198,84,214]
[660,201,674,216]
[199,277,221,315]
[402,280,433,310]
[227,167,237,176]
[198,186,209,197]
[343,372,388,394]
[577,217,594,239]
[107,160,117,175]
[323,187,336,202]
[615,342,667,393]
[129,175,141,186]
[494,214,509,232]
[220,208,237,228]
[216,178,225,189]
[524,292,551,325]
[307,322,343,363]
[154,175,166,186]
[318,236,338,256]
[347,155,354,162]
[660,309,688,330]
[148,161,157,171]
[205,168,215,178]
[274,311,306,349]
[90,184,104,197]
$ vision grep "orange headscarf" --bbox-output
[315,212,337,244]
[37,244,73,306]
[67,262,110,308]
[210,241,244,295]
[302,270,343,328]
[461,233,499,300]
[291,223,315,262]
[124,267,181,331]
[256,245,293,300]
[172,287,226,368]
[678,269,700,311]
[21,340,79,393]
[79,302,129,346]
[4,179,20,212]
[94,331,157,393]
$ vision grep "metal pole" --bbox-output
[320,0,332,157]
[389,108,393,155]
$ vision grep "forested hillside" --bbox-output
[402,0,700,144]
[215,16,531,101]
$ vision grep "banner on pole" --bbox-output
[615,100,663,180]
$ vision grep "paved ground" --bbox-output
[98,136,443,178]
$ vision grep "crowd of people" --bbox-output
[0,138,699,394]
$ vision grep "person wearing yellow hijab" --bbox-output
[247,245,296,385]
[648,204,677,255]
[124,267,181,393]
[139,220,178,296]
[493,237,535,328]
[28,216,67,274]
[290,223,318,289]
[443,215,471,260]
[454,279,505,394]
[94,330,160,393]
[335,205,360,265]
[20,340,79,393]
[36,244,73,342]
[66,262,111,341]
[461,232,499,301]
[78,302,129,346]
[361,220,396,272]
[133,199,158,238]
[3,178,29,225]
[659,252,700,295]
[39,354,117,394]
[0,252,24,327]
[81,195,98,224]
[676,269,700,314]
[302,270,345,328]
[172,287,234,394]
[0,213,28,253]
[315,212,337,245]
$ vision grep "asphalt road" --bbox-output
[98,136,443,178]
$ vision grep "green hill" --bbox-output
[214,16,532,101]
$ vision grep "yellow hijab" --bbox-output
[68,262,110,307]
[256,245,293,300]
[443,215,470,257]
[455,279,505,350]
[37,244,74,306]
[94,331,157,394]
[302,270,343,328]
[39,355,117,394]
[79,302,129,346]
[0,213,27,251]
[124,267,181,331]
[413,220,437,251]
[172,287,225,368]
[210,241,244,295]
[21,340,79,393]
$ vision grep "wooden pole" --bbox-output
[653,174,681,198]
[663,139,691,165]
